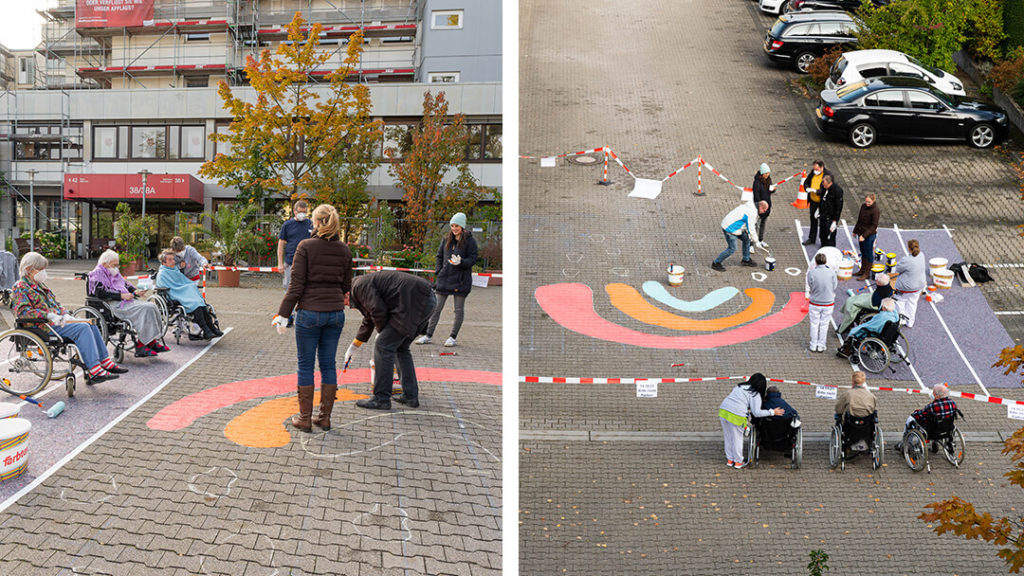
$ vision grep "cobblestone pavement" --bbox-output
[519,0,1024,573]
[0,268,502,575]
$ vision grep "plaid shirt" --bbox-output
[911,397,958,424]
[11,277,67,321]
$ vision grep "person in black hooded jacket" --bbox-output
[818,174,844,247]
[752,163,775,245]
[415,212,478,348]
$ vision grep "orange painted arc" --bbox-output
[605,285,775,331]
[223,388,369,448]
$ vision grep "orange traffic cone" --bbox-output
[791,170,808,209]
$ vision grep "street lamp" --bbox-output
[137,169,151,220]
[25,169,37,252]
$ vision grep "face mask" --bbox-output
[34,270,48,283]
[813,169,822,175]
[176,251,185,257]
[294,212,308,221]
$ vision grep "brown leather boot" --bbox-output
[291,387,314,432]
[313,383,338,431]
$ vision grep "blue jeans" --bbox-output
[294,309,345,388]
[859,233,876,273]
[714,230,751,264]
[53,323,109,369]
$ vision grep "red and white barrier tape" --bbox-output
[520,375,1024,415]
[519,147,605,160]
[354,265,502,278]
[606,148,635,178]
[661,157,700,182]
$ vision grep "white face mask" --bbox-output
[176,250,185,257]
[813,169,822,175]
[33,270,48,283]
[294,212,308,221]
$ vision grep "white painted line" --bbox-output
[995,311,1024,316]
[942,224,953,238]
[893,225,982,394]
[985,263,1024,269]
[0,327,232,515]
[840,219,858,261]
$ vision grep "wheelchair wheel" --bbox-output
[903,429,927,472]
[65,374,75,398]
[53,343,83,385]
[208,305,220,332]
[872,425,884,470]
[894,333,910,365]
[744,425,758,466]
[148,294,170,339]
[113,344,124,364]
[857,337,890,374]
[943,428,965,468]
[0,329,52,396]
[828,426,841,469]
[72,306,108,345]
[792,427,803,470]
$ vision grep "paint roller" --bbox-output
[0,383,66,418]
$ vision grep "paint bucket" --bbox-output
[0,417,30,481]
[667,265,685,286]
[871,262,886,274]
[929,257,948,275]
[837,259,854,280]
[0,404,19,420]
[874,248,885,262]
[933,268,954,289]
[886,253,897,273]
[764,257,776,272]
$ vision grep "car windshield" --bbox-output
[926,86,956,107]
[836,81,869,102]
[770,19,787,37]
[906,54,943,77]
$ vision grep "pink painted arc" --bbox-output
[535,283,807,350]
[147,367,501,432]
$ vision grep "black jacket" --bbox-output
[351,271,434,342]
[818,181,844,223]
[752,174,774,215]
[90,281,135,301]
[763,390,799,418]
[801,168,834,204]
[434,233,479,296]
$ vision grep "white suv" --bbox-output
[825,49,966,96]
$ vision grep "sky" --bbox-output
[0,0,56,50]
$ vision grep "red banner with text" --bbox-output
[76,0,154,29]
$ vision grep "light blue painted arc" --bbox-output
[642,282,740,312]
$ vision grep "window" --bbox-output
[428,72,460,84]
[484,125,502,159]
[907,91,943,111]
[382,36,413,44]
[783,24,814,37]
[864,90,905,108]
[180,126,205,159]
[817,22,843,37]
[383,124,413,159]
[858,65,887,79]
[131,126,166,159]
[431,10,463,29]
[465,124,502,161]
[214,123,235,157]
[13,124,83,161]
[889,62,925,80]
[185,76,208,88]
[18,57,34,84]
[184,33,210,42]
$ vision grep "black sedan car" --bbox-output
[785,0,889,12]
[814,77,1009,148]
[764,11,857,73]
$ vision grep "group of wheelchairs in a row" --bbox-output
[742,408,965,474]
[0,271,219,399]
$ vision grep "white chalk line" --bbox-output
[352,502,412,543]
[0,327,232,515]
[188,466,239,500]
[894,224,987,396]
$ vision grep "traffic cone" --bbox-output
[791,170,808,209]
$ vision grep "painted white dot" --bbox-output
[751,272,767,283]
[785,267,802,276]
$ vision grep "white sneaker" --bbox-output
[444,337,457,347]
[414,335,431,345]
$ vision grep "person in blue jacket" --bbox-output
[415,213,478,348]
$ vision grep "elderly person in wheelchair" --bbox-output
[836,297,899,358]
[837,273,893,336]
[87,250,170,358]
[155,250,222,340]
[894,384,965,471]
[12,252,127,383]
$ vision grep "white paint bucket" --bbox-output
[0,404,19,420]
[837,259,854,280]
[667,265,685,286]
[764,257,776,272]
[929,257,948,274]
[0,417,30,481]
[933,268,954,289]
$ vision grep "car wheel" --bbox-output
[779,2,790,14]
[968,123,995,148]
[848,122,876,148]
[794,51,816,74]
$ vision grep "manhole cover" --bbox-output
[567,154,600,166]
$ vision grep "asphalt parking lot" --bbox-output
[520,0,1024,574]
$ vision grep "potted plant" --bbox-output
[203,203,262,287]
[114,202,154,276]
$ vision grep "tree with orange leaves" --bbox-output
[201,13,383,213]
[387,90,485,250]
[920,345,1024,573]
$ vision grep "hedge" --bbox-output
[1006,0,1024,51]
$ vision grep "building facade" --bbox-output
[0,0,501,258]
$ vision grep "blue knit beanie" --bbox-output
[450,212,467,229]
[759,163,771,175]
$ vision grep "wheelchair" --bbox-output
[0,317,88,398]
[71,297,143,364]
[149,287,219,344]
[743,414,803,469]
[901,409,965,473]
[829,411,883,471]
[844,313,910,374]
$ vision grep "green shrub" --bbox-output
[1005,0,1024,53]
[21,231,66,260]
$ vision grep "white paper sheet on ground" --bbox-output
[471,275,489,288]
[628,179,664,199]
[540,157,557,167]
[636,379,658,398]
[1008,404,1024,421]
[815,385,838,400]
[740,190,754,203]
